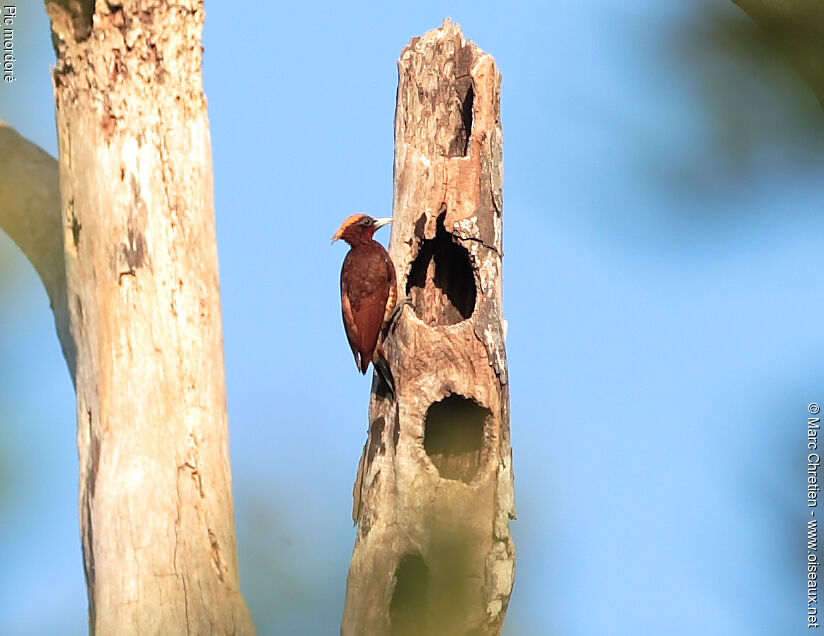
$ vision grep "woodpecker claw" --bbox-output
[385,297,411,335]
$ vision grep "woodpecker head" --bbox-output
[332,214,393,247]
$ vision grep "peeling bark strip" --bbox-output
[342,19,516,636]
[46,1,254,633]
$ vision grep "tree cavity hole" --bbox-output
[449,81,474,157]
[423,394,489,483]
[390,553,429,636]
[406,212,476,326]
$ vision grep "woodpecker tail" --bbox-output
[373,297,410,398]
[373,348,395,398]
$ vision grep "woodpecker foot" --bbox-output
[386,297,412,335]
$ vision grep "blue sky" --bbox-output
[1,1,822,634]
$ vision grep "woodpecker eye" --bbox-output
[361,217,373,227]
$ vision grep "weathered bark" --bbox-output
[343,19,515,636]
[26,1,254,633]
[731,0,824,107]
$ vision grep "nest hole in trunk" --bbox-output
[390,553,429,636]
[448,80,474,157]
[423,394,490,483]
[406,211,476,326]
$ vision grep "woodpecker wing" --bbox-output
[340,244,396,374]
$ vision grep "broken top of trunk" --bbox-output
[342,18,516,636]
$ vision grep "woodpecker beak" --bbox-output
[373,217,393,230]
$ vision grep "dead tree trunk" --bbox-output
[343,19,515,636]
[0,1,258,633]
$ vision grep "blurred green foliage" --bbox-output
[731,0,824,106]
[660,1,824,190]
[237,494,328,634]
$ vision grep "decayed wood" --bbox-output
[343,19,515,636]
[42,1,254,633]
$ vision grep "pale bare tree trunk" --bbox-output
[343,19,516,636]
[0,2,255,633]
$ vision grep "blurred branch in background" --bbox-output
[0,232,23,506]
[0,117,74,593]
[0,122,72,374]
[731,0,824,107]
[666,0,824,190]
